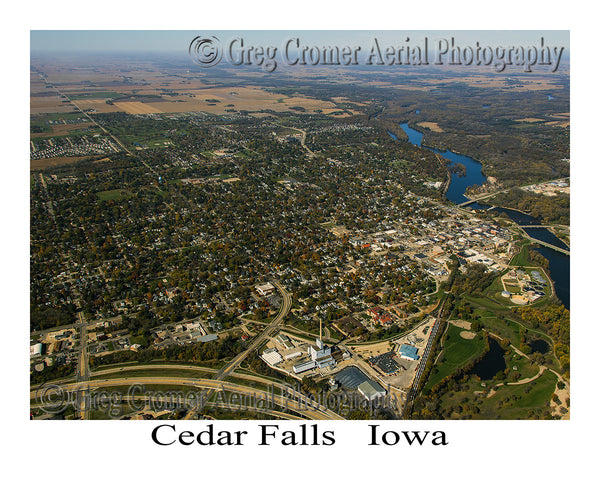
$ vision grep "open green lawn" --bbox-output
[509,242,534,266]
[504,351,540,379]
[128,335,148,347]
[437,369,557,419]
[505,283,521,293]
[478,314,522,345]
[474,369,558,419]
[147,139,173,147]
[96,189,133,201]
[425,324,487,390]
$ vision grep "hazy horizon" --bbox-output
[31,30,570,54]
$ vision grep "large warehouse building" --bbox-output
[358,380,387,401]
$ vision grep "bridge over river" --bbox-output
[520,229,570,255]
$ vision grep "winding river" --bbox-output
[389,122,570,309]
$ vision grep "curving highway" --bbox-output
[31,376,341,420]
[214,281,291,381]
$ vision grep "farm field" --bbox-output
[58,84,345,115]
[30,122,96,138]
[30,96,77,114]
[417,121,444,132]
[30,155,93,170]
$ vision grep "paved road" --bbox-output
[91,364,339,418]
[180,282,306,420]
[124,397,305,420]
[92,363,284,387]
[277,125,315,157]
[213,281,292,381]
[75,309,90,419]
[31,376,341,420]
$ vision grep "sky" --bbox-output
[30,30,569,55]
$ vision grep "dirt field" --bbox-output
[115,101,163,114]
[417,121,444,132]
[31,122,94,138]
[30,97,77,115]
[450,319,472,330]
[545,120,570,128]
[30,156,93,170]
[516,117,569,128]
[71,99,121,113]
[424,75,561,91]
[516,118,546,123]
[331,96,370,106]
[32,65,365,117]
[459,331,477,340]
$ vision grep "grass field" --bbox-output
[509,241,533,266]
[425,324,488,390]
[474,369,557,419]
[477,313,560,370]
[128,335,148,347]
[504,350,540,379]
[96,189,133,201]
[436,368,557,419]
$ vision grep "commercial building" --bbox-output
[399,344,419,361]
[198,334,218,343]
[369,351,400,374]
[276,333,294,350]
[358,380,387,401]
[293,359,316,374]
[256,283,275,296]
[284,350,303,361]
[335,366,369,389]
[310,338,331,361]
[262,348,284,367]
[311,341,336,369]
[30,343,43,357]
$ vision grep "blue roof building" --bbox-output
[399,344,419,361]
